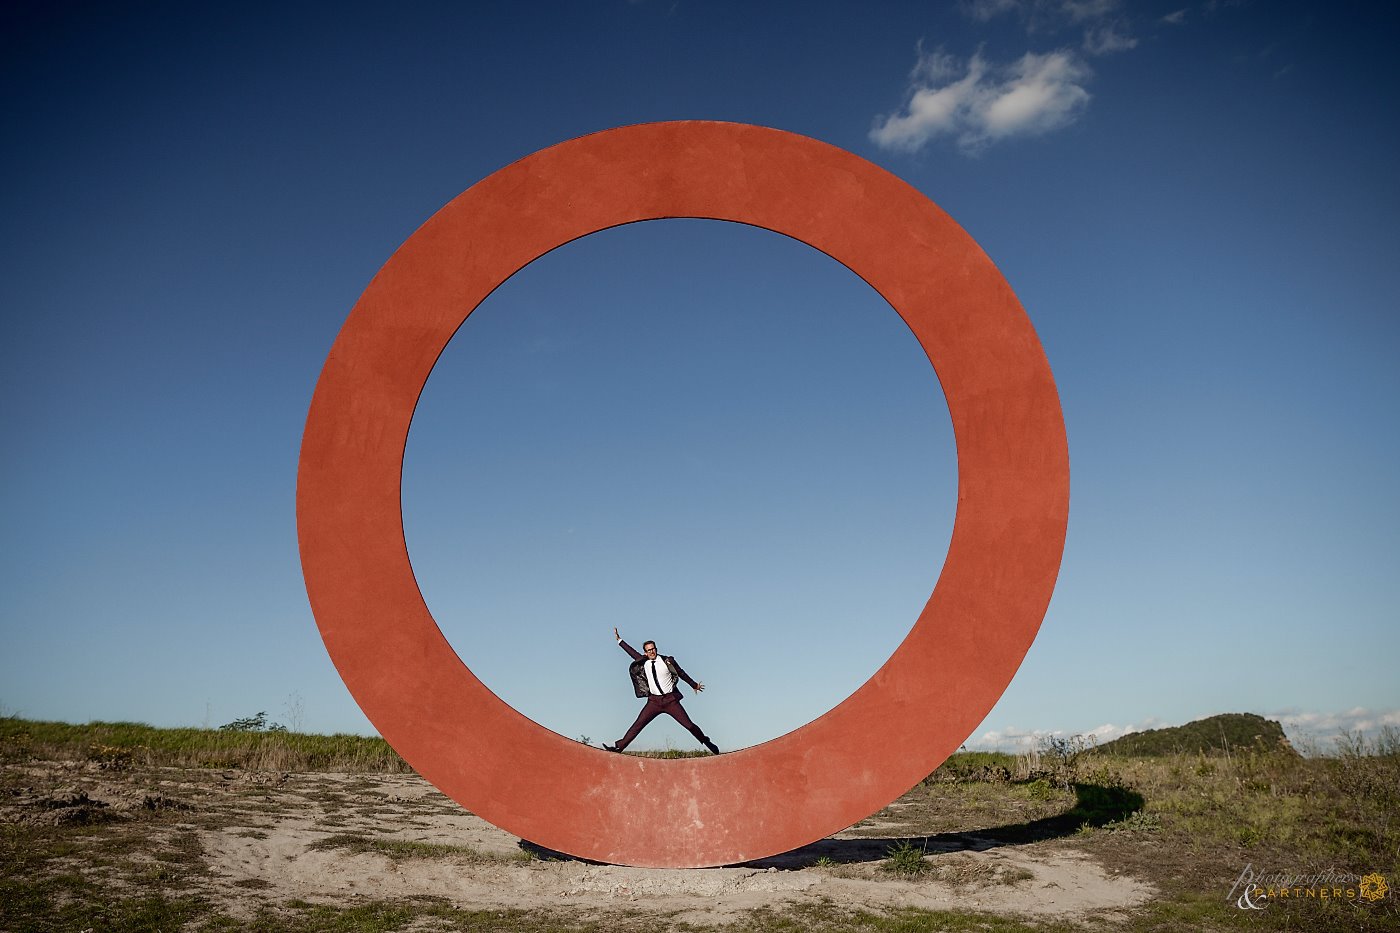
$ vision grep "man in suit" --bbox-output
[605,627,720,755]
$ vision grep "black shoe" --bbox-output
[703,740,720,755]
[603,744,622,753]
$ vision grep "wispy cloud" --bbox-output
[962,0,1026,22]
[1160,8,1188,25]
[878,0,1138,154]
[871,46,1092,154]
[963,0,1123,29]
[961,0,1139,54]
[1060,0,1120,21]
[1083,20,1137,55]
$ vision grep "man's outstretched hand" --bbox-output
[613,626,620,641]
[695,682,706,692]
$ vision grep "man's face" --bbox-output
[643,642,657,658]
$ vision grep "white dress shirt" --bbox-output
[645,656,676,695]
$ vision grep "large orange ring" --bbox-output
[297,121,1068,868]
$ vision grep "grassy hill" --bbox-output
[1095,712,1294,757]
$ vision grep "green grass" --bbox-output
[1102,730,1400,869]
[309,832,534,863]
[0,715,409,772]
[734,902,1082,932]
[0,818,209,933]
[923,750,1020,786]
[229,901,687,932]
[0,716,724,770]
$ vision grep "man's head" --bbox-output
[642,641,658,658]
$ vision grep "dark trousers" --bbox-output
[615,692,712,751]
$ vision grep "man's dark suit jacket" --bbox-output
[619,639,700,699]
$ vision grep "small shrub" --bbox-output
[219,712,286,733]
[883,840,929,876]
[1104,810,1162,833]
[88,743,137,771]
[1040,733,1097,787]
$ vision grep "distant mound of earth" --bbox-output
[1096,713,1295,756]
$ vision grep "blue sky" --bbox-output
[3,0,1397,754]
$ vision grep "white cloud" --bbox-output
[1271,706,1400,749]
[963,725,1051,752]
[983,51,1092,136]
[1160,8,1188,25]
[871,47,1092,154]
[1083,20,1137,55]
[1083,719,1166,743]
[964,717,1165,752]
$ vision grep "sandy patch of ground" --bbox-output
[181,770,1153,924]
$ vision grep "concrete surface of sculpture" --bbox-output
[297,121,1070,868]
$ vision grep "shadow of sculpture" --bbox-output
[741,781,1146,869]
[517,839,607,863]
[516,780,1145,868]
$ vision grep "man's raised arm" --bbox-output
[613,626,643,660]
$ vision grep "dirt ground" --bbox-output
[3,760,1155,927]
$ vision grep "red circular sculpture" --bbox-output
[297,121,1068,868]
